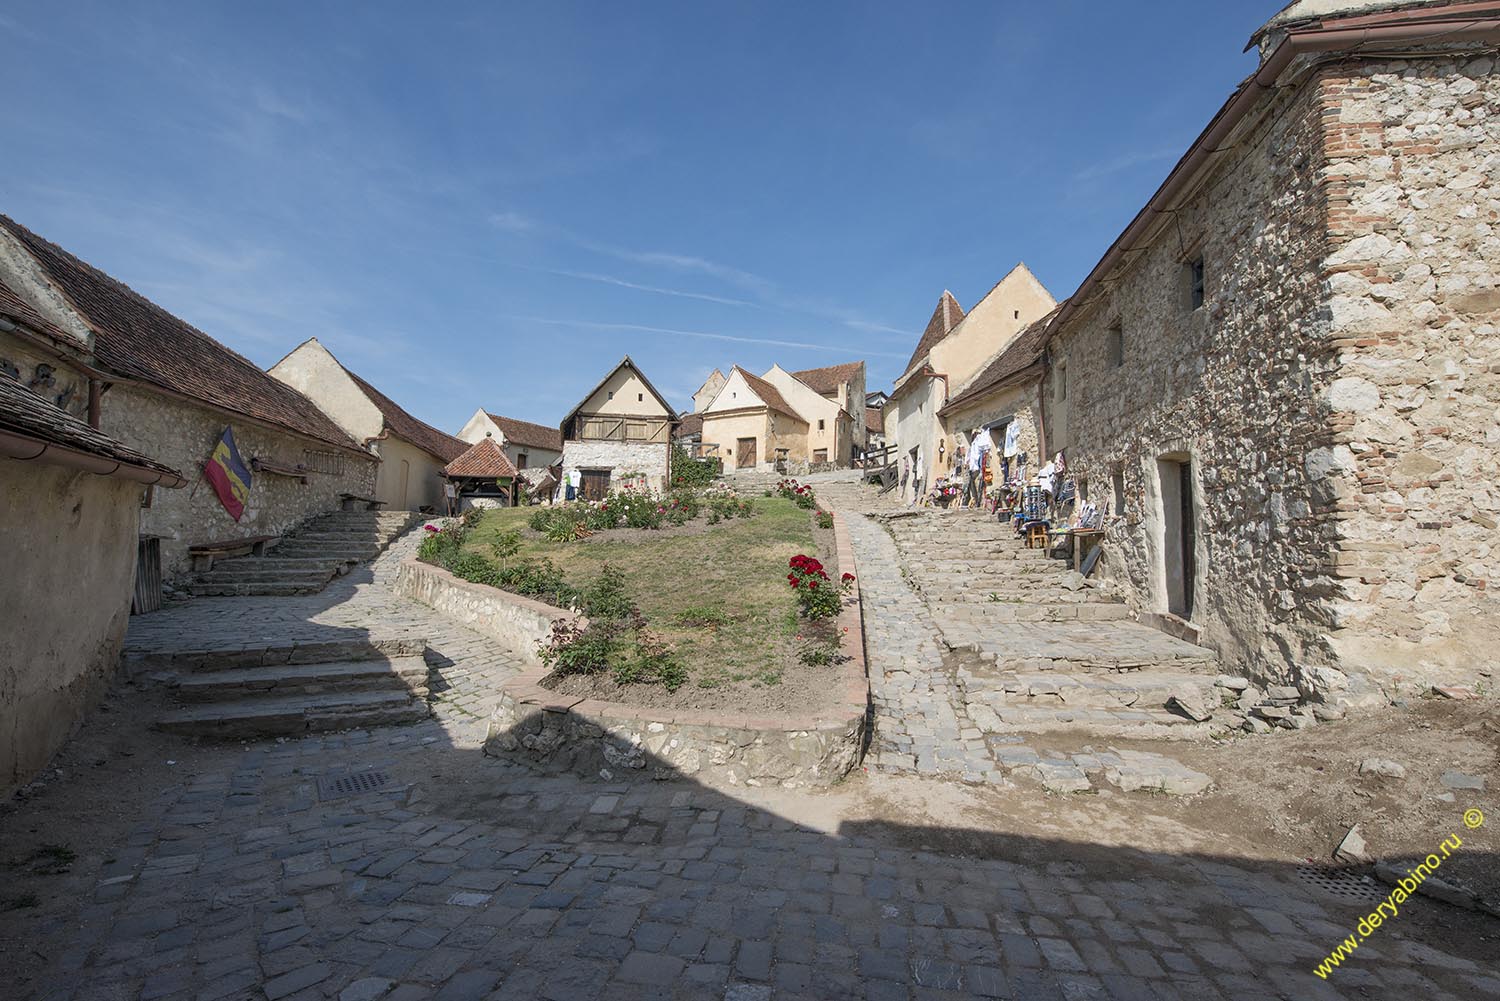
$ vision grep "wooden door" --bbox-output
[736,437,757,469]
[581,469,611,501]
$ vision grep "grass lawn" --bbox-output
[462,497,832,692]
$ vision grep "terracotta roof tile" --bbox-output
[0,375,183,480]
[339,366,467,462]
[0,215,365,453]
[939,304,1064,416]
[484,412,564,452]
[675,412,703,437]
[790,360,864,396]
[865,406,884,435]
[901,290,965,376]
[733,367,804,422]
[444,437,518,479]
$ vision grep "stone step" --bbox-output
[924,590,1122,608]
[157,689,430,739]
[270,545,383,560]
[199,557,352,573]
[972,705,1214,740]
[933,603,1132,626]
[285,530,402,542]
[194,568,337,586]
[174,656,429,702]
[963,669,1222,708]
[127,637,428,674]
[185,581,327,597]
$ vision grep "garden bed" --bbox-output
[442,488,846,713]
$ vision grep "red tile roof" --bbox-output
[444,436,518,479]
[865,406,884,435]
[938,304,1064,417]
[675,412,704,438]
[340,366,467,463]
[0,375,184,482]
[790,360,864,396]
[733,367,804,422]
[901,290,965,376]
[0,215,366,453]
[484,412,564,453]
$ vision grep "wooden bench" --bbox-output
[339,492,387,512]
[189,535,277,573]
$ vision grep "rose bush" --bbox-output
[785,554,853,620]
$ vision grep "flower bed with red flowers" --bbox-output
[786,554,854,620]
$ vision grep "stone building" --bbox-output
[0,215,378,578]
[454,409,564,472]
[699,366,810,471]
[886,265,1057,501]
[0,369,184,795]
[558,356,676,498]
[1001,0,1500,698]
[270,338,467,511]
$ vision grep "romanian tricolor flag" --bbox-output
[204,427,252,521]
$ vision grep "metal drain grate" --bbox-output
[318,771,390,799]
[1294,865,1387,904]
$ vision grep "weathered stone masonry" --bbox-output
[1053,52,1498,696]
[1316,57,1500,688]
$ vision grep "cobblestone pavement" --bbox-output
[3,502,1493,1000]
[126,527,525,726]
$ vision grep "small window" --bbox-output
[1108,324,1124,368]
[1111,466,1126,517]
[637,393,643,402]
[1077,477,1089,502]
[818,419,825,431]
[1013,310,1019,319]
[607,391,614,400]
[1186,256,1205,311]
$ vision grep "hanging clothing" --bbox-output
[968,437,989,472]
[1003,422,1021,457]
[1037,461,1056,496]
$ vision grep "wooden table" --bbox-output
[1067,528,1106,572]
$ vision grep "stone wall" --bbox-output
[1049,72,1341,688]
[1,457,141,795]
[559,440,670,494]
[1314,56,1500,690]
[942,381,1043,489]
[394,558,567,665]
[103,385,378,578]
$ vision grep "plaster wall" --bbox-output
[372,434,447,511]
[0,458,140,795]
[700,410,768,471]
[267,340,384,442]
[577,368,671,418]
[762,366,849,465]
[932,266,1056,394]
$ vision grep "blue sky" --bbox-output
[1,2,1274,431]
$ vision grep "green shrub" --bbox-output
[706,510,721,525]
[798,637,841,666]
[669,443,720,489]
[815,511,834,530]
[615,629,688,691]
[540,619,619,676]
[489,529,522,562]
[583,564,635,620]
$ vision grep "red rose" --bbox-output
[842,573,855,582]
[808,580,819,590]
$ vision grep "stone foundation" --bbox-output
[394,558,569,666]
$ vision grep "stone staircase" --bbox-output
[186,510,421,596]
[140,637,433,738]
[882,507,1227,738]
